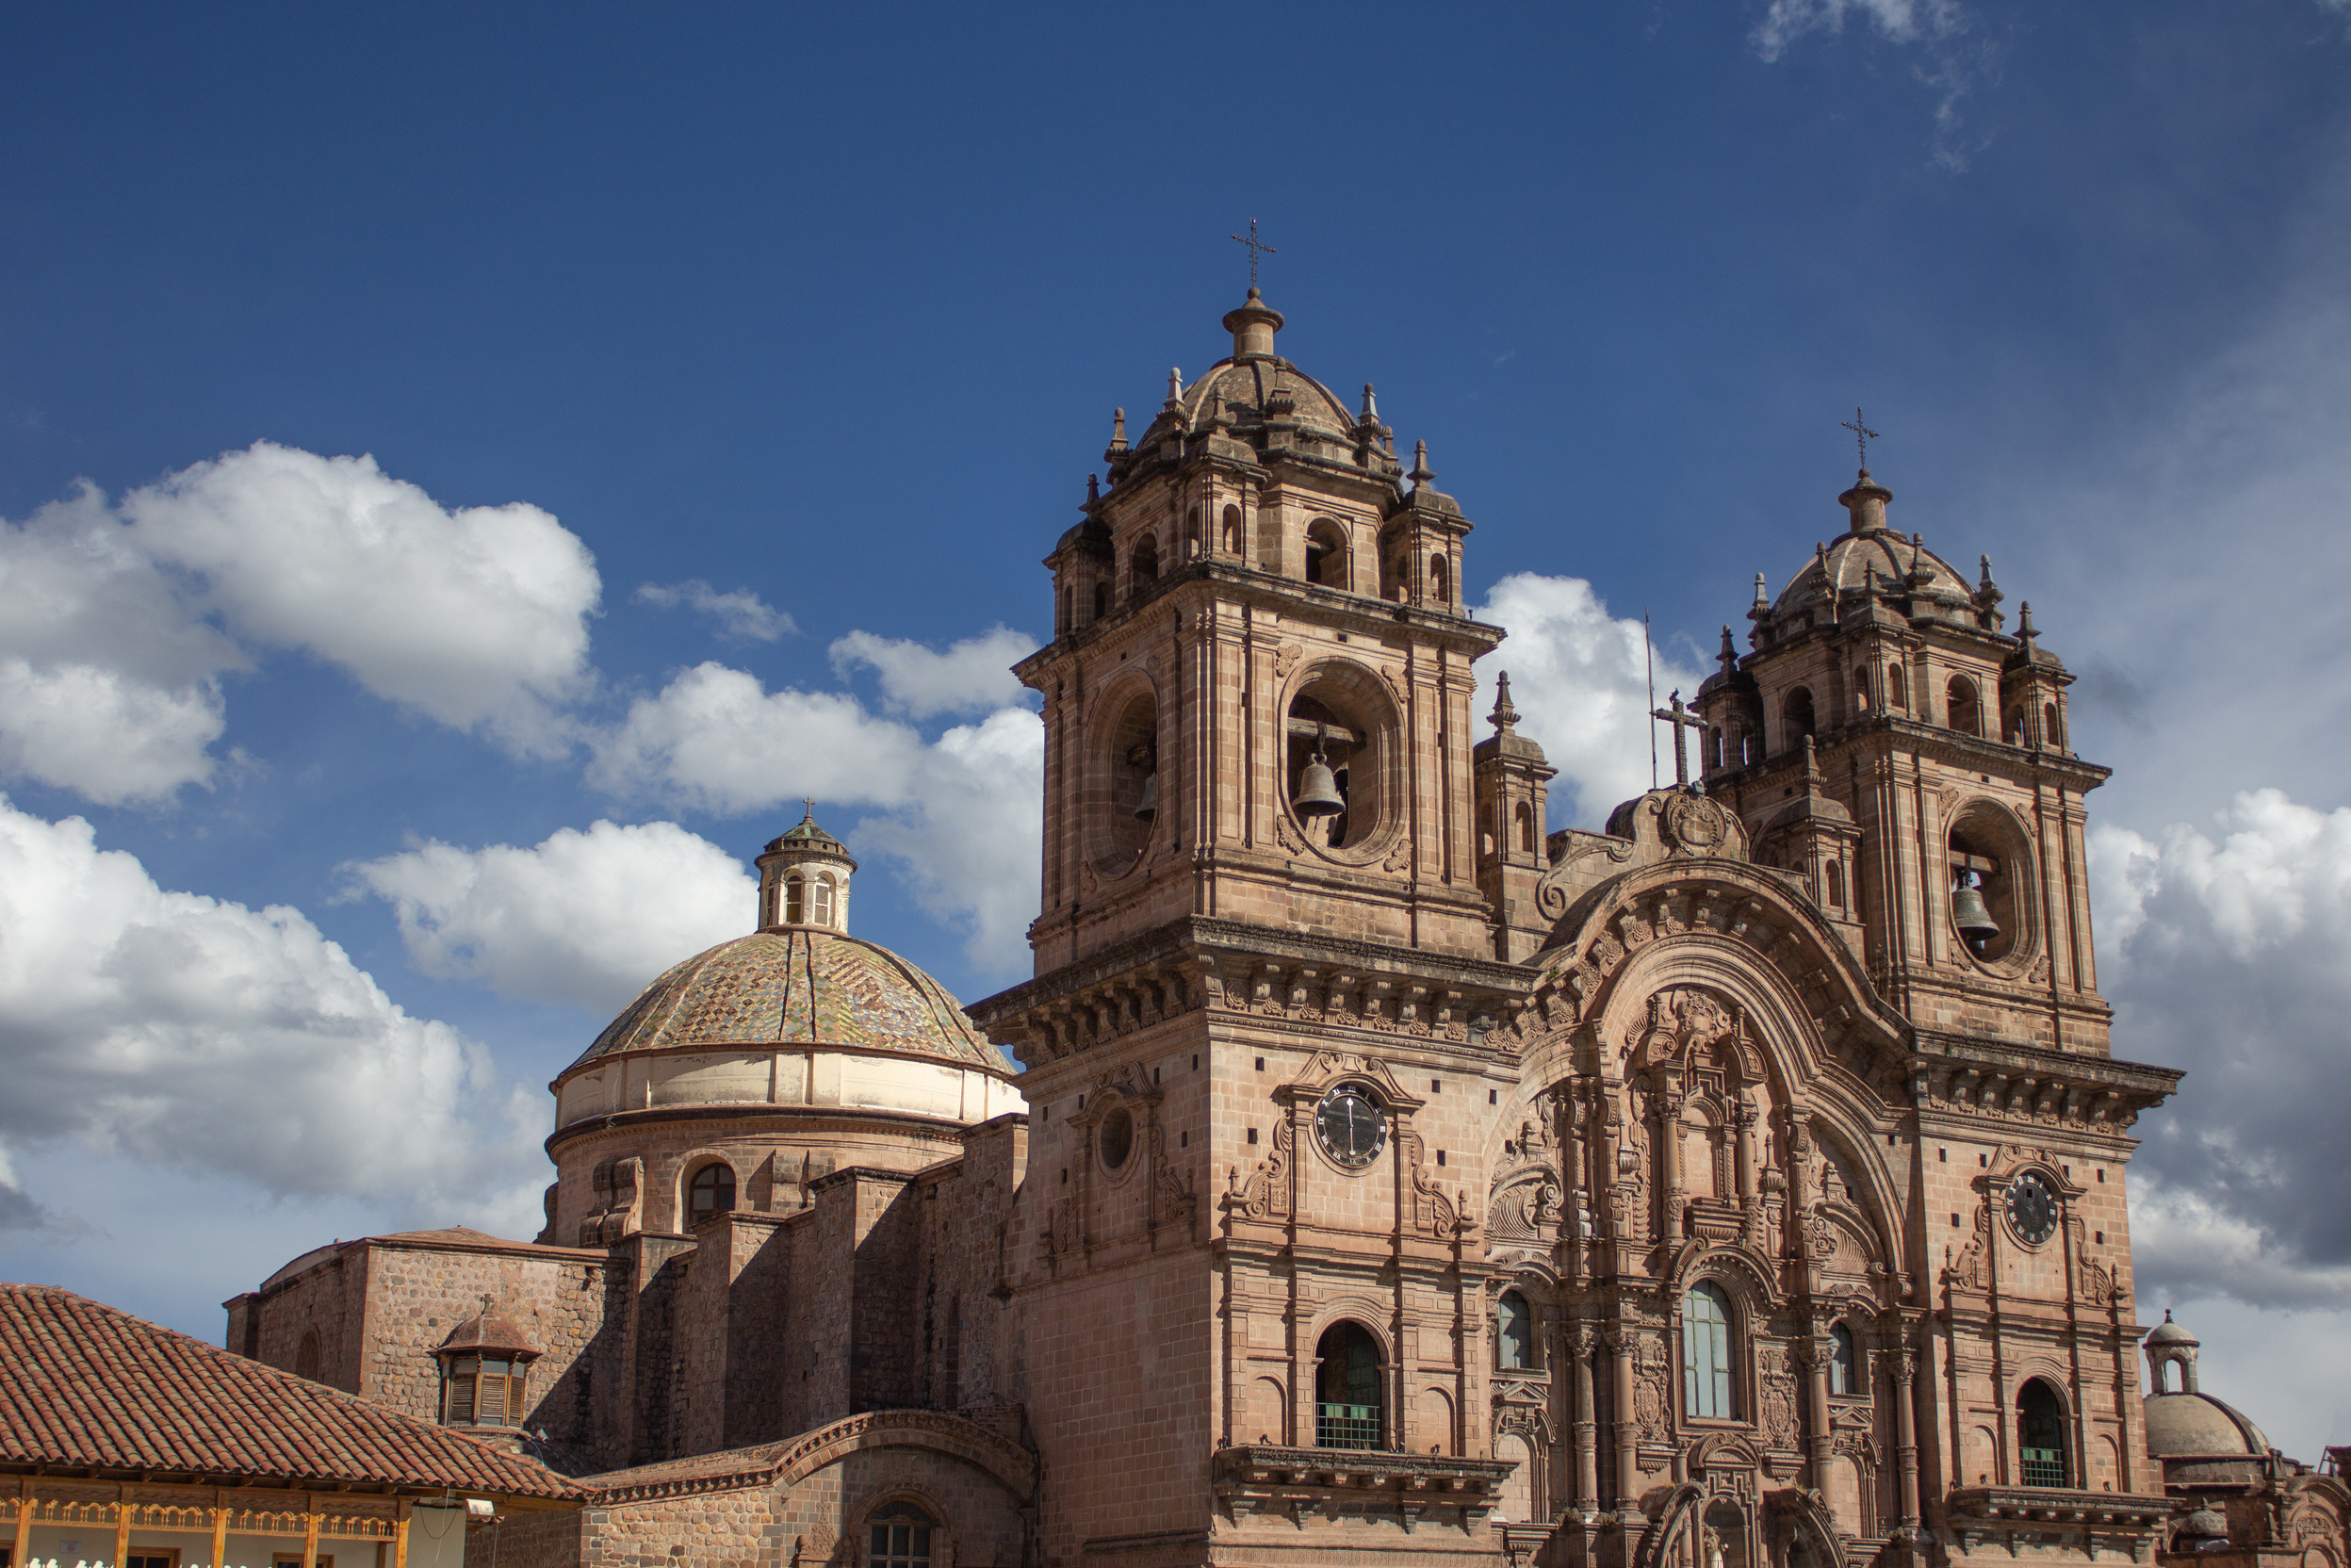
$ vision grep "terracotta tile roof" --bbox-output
[0,1285,580,1500]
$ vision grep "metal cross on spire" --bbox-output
[1840,405,1881,470]
[1230,219,1277,289]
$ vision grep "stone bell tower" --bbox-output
[1694,461,2106,1056]
[973,288,1535,1568]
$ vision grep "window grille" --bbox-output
[869,1503,934,1568]
[1682,1282,1736,1419]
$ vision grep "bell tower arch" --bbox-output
[1021,288,1505,975]
[972,289,1532,1568]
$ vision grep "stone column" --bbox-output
[1803,1331,1835,1483]
[1573,1327,1601,1514]
[1894,1343,1923,1530]
[1611,1330,1640,1515]
[1656,1078,1685,1242]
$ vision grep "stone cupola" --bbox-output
[756,804,857,933]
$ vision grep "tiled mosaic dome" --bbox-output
[568,929,1010,1074]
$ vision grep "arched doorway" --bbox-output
[1314,1321,1384,1450]
[2017,1379,2068,1487]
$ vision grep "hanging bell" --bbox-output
[1133,772,1159,821]
[1951,872,1999,952]
[1293,751,1345,818]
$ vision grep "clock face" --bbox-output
[2006,1172,2059,1245]
[1314,1083,1388,1170]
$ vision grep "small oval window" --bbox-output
[1100,1105,1134,1170]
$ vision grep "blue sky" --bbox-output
[4,2,2350,1456]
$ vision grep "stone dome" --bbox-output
[1768,522,1975,622]
[2145,1392,2270,1459]
[1179,355,1357,438]
[570,928,1009,1075]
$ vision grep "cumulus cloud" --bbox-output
[0,483,246,802]
[123,443,600,756]
[0,795,537,1215]
[346,819,758,1016]
[829,626,1037,719]
[585,656,1043,972]
[2093,789,2351,1311]
[855,707,1044,972]
[636,580,795,643]
[1470,573,1707,828]
[587,662,931,815]
[0,445,606,803]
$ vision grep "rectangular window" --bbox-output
[447,1368,477,1424]
[128,1555,181,1568]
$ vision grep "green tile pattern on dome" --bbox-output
[568,930,1008,1073]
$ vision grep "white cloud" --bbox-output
[1470,573,1707,828]
[0,445,606,804]
[0,483,246,802]
[587,662,931,815]
[122,442,600,757]
[0,795,537,1219]
[829,626,1037,718]
[585,657,1044,973]
[636,580,795,643]
[855,707,1044,972]
[346,819,758,1016]
[2093,789,2351,1311]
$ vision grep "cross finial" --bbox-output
[1230,219,1277,289]
[1650,689,1710,792]
[1840,405,1881,472]
[802,797,814,820]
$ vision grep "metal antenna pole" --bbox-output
[1644,607,1657,792]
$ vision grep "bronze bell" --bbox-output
[1293,727,1346,819]
[1952,871,1999,953]
[1133,772,1158,821]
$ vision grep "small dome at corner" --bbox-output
[2147,1314,2199,1346]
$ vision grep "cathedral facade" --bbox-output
[226,289,2323,1568]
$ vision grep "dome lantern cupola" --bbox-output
[1222,286,1284,360]
[757,803,858,933]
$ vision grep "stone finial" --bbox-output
[1361,383,1380,422]
[1752,572,1769,612]
[1802,732,1820,785]
[1838,467,1894,533]
[1718,626,1738,677]
[1109,407,1127,451]
[1491,672,1520,735]
[1165,368,1184,410]
[1409,440,1434,486]
[1974,553,2004,629]
[1222,286,1283,359]
[1086,473,1100,505]
[2017,600,2038,645]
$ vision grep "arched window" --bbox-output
[1497,1291,1536,1370]
[1314,1321,1384,1449]
[1828,1323,1858,1396]
[2017,1379,2068,1486]
[1221,504,1242,556]
[2043,702,2062,749]
[1184,506,1202,560]
[1826,859,1846,910]
[1429,553,1451,605]
[1853,666,1872,714]
[1887,662,1907,710]
[1784,686,1817,745]
[1131,534,1159,590]
[1947,675,1982,736]
[296,1328,321,1382]
[784,874,806,925]
[1305,518,1348,589]
[1514,800,1536,854]
[868,1502,934,1568]
[810,875,836,929]
[1708,727,1724,772]
[1682,1282,1736,1419]
[1093,582,1110,621]
[689,1162,737,1225]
